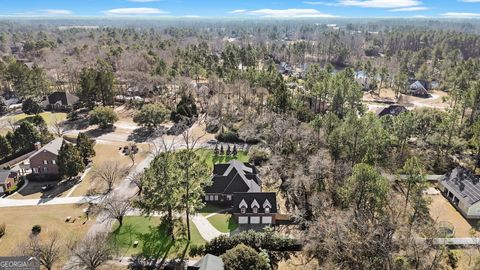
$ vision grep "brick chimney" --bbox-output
[34,142,42,150]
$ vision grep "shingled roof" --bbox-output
[232,192,277,214]
[46,91,79,106]
[441,167,480,205]
[206,160,260,194]
[30,138,64,159]
[376,105,408,117]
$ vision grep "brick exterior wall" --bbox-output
[30,151,59,177]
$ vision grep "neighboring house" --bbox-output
[42,91,80,111]
[376,105,408,117]
[0,170,18,194]
[205,160,261,203]
[409,80,429,97]
[187,254,224,270]
[29,138,64,178]
[438,167,480,219]
[232,192,277,225]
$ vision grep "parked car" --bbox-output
[41,184,54,191]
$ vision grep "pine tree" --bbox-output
[76,133,95,165]
[57,142,85,180]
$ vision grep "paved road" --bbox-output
[0,196,98,207]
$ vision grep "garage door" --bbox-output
[250,216,260,224]
[238,216,248,224]
[262,216,272,224]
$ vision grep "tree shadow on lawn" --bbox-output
[227,215,239,232]
[114,222,190,268]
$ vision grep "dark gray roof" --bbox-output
[206,160,260,194]
[191,254,224,270]
[377,105,408,117]
[232,192,277,214]
[441,167,480,205]
[0,170,11,184]
[46,91,79,106]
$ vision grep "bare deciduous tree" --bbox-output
[128,171,144,196]
[101,194,133,227]
[69,232,115,270]
[92,161,127,194]
[20,232,63,270]
[51,114,65,137]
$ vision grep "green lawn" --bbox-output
[0,112,67,135]
[195,148,249,169]
[207,214,239,233]
[110,216,206,258]
[15,111,67,124]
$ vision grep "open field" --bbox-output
[427,194,477,237]
[70,141,150,197]
[111,216,206,258]
[0,204,92,259]
[362,88,450,111]
[0,111,67,135]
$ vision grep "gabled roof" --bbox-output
[46,91,79,106]
[410,80,427,91]
[191,254,224,270]
[30,138,64,160]
[376,105,408,117]
[232,192,277,214]
[0,170,12,184]
[441,167,480,205]
[206,160,261,194]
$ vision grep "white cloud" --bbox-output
[228,9,247,14]
[338,0,422,8]
[461,0,480,2]
[182,15,201,18]
[303,1,339,6]
[40,9,73,15]
[104,8,168,15]
[229,8,337,18]
[389,6,429,11]
[128,0,161,2]
[441,12,480,17]
[12,9,73,16]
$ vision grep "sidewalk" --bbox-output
[0,196,98,208]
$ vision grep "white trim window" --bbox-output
[265,207,270,214]
[240,207,246,214]
[205,195,209,201]
[43,160,48,165]
[252,207,258,214]
[52,160,56,165]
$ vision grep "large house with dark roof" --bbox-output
[205,160,278,226]
[438,167,480,219]
[409,80,430,97]
[42,91,80,111]
[205,160,261,203]
[376,105,408,117]
[233,192,277,225]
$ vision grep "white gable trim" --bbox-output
[263,199,272,209]
[239,199,248,209]
[251,199,260,209]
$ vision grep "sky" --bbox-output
[2,0,480,19]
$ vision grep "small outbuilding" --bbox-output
[438,167,480,219]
